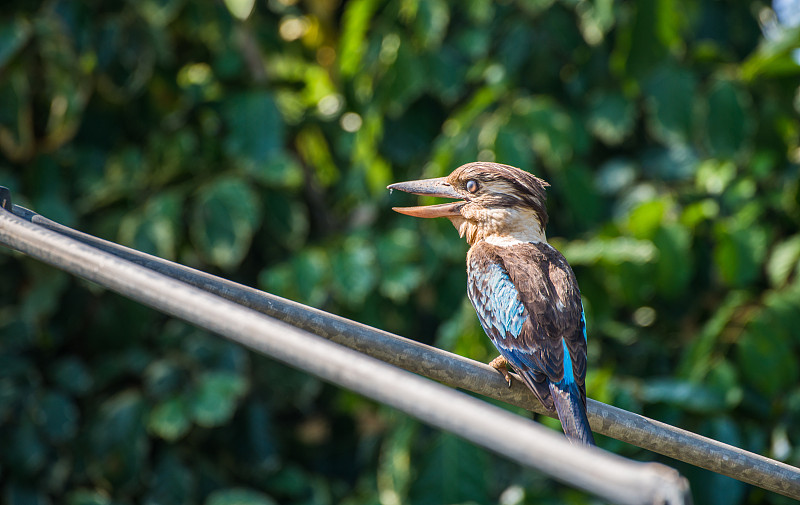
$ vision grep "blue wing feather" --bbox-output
[466,241,594,445]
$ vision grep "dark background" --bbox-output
[1,0,800,503]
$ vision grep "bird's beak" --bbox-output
[387,177,464,218]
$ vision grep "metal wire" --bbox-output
[0,204,691,505]
[14,204,800,500]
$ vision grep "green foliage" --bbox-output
[1,0,800,504]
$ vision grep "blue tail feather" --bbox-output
[549,381,595,446]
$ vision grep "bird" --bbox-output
[388,161,595,445]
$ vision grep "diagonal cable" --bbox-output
[7,201,800,500]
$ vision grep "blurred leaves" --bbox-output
[191,178,261,270]
[2,0,800,504]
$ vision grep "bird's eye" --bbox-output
[466,180,479,193]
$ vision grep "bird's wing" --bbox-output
[466,241,588,407]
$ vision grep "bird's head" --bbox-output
[388,162,550,246]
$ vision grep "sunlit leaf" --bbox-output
[559,237,658,265]
[223,0,254,21]
[148,397,191,441]
[766,234,800,287]
[626,199,666,239]
[339,0,381,77]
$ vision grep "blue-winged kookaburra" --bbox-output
[388,162,595,445]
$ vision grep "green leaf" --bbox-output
[741,24,800,80]
[494,129,534,171]
[146,452,196,505]
[559,237,658,265]
[408,432,489,505]
[148,397,191,441]
[7,421,47,475]
[339,0,381,77]
[119,191,182,259]
[223,0,255,20]
[677,291,749,381]
[190,371,249,427]
[143,359,185,398]
[247,153,303,189]
[87,391,148,489]
[514,97,575,169]
[259,247,330,306]
[260,190,309,250]
[330,237,378,306]
[0,18,32,68]
[376,228,424,302]
[205,488,276,505]
[51,357,94,396]
[737,318,798,398]
[695,159,737,195]
[37,391,79,443]
[376,416,418,505]
[190,178,261,269]
[642,65,697,146]
[766,235,800,287]
[626,200,666,239]
[587,92,635,146]
[639,378,728,413]
[653,224,692,298]
[221,91,284,165]
[611,0,684,79]
[693,418,747,505]
[411,0,449,49]
[4,485,50,505]
[705,79,752,159]
[66,490,113,505]
[713,225,768,287]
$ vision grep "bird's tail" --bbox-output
[549,381,595,446]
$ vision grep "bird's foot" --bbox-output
[489,355,512,388]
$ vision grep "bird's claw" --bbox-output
[489,355,512,388]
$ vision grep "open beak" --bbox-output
[387,177,464,218]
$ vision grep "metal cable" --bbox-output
[0,204,691,505]
[13,204,800,500]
